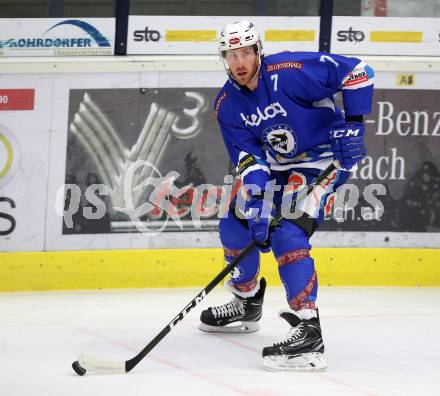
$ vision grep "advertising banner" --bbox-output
[0,18,115,57]
[0,76,52,252]
[63,87,228,235]
[127,16,319,55]
[332,17,440,56]
[1,64,440,252]
[0,89,35,110]
[62,86,440,237]
[361,0,439,18]
[322,89,440,232]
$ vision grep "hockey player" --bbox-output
[199,20,374,371]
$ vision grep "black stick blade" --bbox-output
[72,361,87,376]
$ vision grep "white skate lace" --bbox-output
[211,298,245,319]
[274,323,304,347]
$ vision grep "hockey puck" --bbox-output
[72,361,86,376]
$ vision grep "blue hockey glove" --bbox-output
[245,197,274,252]
[330,122,366,170]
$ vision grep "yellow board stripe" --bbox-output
[265,30,315,42]
[166,30,217,42]
[370,31,423,43]
[1,248,439,292]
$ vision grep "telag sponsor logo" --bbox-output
[337,27,365,42]
[240,102,287,127]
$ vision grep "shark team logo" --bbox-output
[263,124,297,158]
[230,265,244,281]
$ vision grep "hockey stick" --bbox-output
[72,161,337,376]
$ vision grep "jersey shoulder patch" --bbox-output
[264,52,302,73]
[342,61,375,90]
[214,80,234,118]
[263,52,320,73]
[214,90,228,118]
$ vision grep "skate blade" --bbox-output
[262,352,327,372]
[198,321,259,333]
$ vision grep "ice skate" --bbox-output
[199,277,266,333]
[262,308,327,371]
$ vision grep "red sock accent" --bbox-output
[277,249,310,266]
[223,247,244,258]
[235,276,258,293]
[288,271,317,311]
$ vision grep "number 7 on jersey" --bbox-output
[271,74,278,92]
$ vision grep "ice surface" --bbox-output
[1,286,439,396]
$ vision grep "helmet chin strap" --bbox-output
[248,56,262,86]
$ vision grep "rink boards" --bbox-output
[0,56,440,290]
[1,248,440,291]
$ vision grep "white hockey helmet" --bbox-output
[218,20,263,72]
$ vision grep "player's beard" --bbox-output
[232,60,260,88]
[232,69,251,85]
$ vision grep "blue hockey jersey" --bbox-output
[214,51,374,191]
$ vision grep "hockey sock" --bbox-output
[277,251,318,311]
[223,246,260,292]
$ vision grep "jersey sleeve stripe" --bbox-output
[239,164,271,178]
